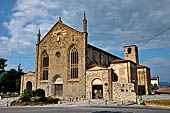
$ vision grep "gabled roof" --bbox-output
[22,71,35,76]
[87,44,121,59]
[151,77,159,80]
[137,64,150,69]
[111,59,136,64]
[39,19,82,44]
[155,88,170,94]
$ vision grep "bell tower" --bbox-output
[124,45,139,64]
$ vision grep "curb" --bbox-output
[145,103,170,109]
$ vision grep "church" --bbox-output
[20,13,151,102]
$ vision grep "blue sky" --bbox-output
[0,0,170,82]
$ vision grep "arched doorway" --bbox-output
[26,81,32,91]
[54,78,63,97]
[92,78,103,99]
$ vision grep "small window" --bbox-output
[122,84,125,87]
[126,89,128,92]
[121,89,124,92]
[56,52,61,58]
[128,48,132,54]
[43,70,48,80]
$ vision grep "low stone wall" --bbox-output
[112,82,136,102]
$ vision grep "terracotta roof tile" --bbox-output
[137,64,150,69]
[87,64,108,69]
[151,77,159,80]
[155,88,170,94]
[111,59,136,64]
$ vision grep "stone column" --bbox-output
[108,68,113,101]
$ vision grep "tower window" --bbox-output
[70,47,78,79]
[128,48,132,54]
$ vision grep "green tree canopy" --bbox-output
[0,64,24,94]
[0,58,7,74]
[0,69,19,93]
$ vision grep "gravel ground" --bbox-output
[142,94,170,101]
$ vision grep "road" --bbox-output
[0,106,170,113]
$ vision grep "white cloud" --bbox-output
[0,36,10,56]
[143,57,170,68]
[0,36,9,42]
[5,63,32,72]
[1,0,170,57]
[5,64,18,71]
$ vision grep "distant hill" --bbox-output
[0,71,7,79]
[160,82,170,88]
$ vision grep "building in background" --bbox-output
[151,76,159,93]
[151,76,159,87]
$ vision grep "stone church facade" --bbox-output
[20,13,151,102]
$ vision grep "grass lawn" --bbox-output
[145,100,170,108]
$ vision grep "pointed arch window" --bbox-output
[43,53,49,67]
[70,47,78,79]
[41,51,49,80]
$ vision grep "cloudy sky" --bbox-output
[0,0,170,82]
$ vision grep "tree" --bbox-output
[17,63,23,75]
[16,64,24,94]
[0,69,18,93]
[0,64,24,94]
[0,58,7,74]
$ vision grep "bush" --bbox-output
[30,96,41,102]
[20,90,35,102]
[18,89,60,104]
[46,96,60,103]
[34,89,45,98]
[20,89,45,102]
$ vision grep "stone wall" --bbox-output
[20,72,36,95]
[110,62,129,83]
[151,79,159,86]
[137,66,151,95]
[86,66,110,100]
[36,21,87,99]
[130,63,138,92]
[124,45,139,64]
[112,82,136,102]
[146,68,151,95]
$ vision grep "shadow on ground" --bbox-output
[92,111,133,113]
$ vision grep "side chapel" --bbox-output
[20,13,151,102]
